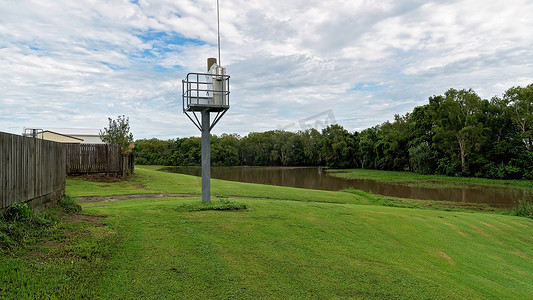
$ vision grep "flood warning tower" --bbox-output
[182,58,230,203]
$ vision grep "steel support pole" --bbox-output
[201,111,211,203]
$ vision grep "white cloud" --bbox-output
[1,0,532,139]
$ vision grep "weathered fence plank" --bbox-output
[65,144,133,176]
[1,133,134,213]
[0,131,66,212]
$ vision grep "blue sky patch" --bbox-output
[134,31,206,59]
[28,45,43,51]
[351,82,387,92]
[136,31,206,47]
[101,61,126,70]
[153,65,183,73]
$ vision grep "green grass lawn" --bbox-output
[2,166,533,299]
[84,197,533,299]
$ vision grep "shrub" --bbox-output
[508,199,533,218]
[175,198,247,212]
[1,202,56,252]
[0,196,81,253]
[3,202,34,222]
[58,195,82,213]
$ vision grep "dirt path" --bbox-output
[77,193,199,203]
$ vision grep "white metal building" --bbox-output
[23,127,105,144]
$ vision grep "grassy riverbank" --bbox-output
[66,166,371,205]
[2,166,532,298]
[66,166,507,212]
[328,168,533,189]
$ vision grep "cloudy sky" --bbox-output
[1,0,532,139]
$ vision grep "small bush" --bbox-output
[0,196,81,253]
[175,198,247,212]
[508,199,533,218]
[1,202,57,253]
[58,195,82,213]
[3,202,34,222]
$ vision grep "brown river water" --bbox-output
[160,166,532,208]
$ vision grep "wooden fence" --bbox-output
[0,131,66,212]
[65,144,134,176]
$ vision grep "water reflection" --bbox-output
[160,166,531,208]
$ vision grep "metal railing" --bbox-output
[182,72,230,111]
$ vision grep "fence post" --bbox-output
[121,153,125,177]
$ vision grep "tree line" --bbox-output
[134,84,533,179]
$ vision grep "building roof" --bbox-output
[24,127,105,144]
[43,128,101,136]
[42,130,84,141]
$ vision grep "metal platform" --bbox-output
[182,72,230,113]
[187,103,230,112]
[182,71,231,132]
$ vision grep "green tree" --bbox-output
[133,138,173,165]
[100,115,134,153]
[504,84,533,151]
[301,128,322,166]
[358,127,379,169]
[473,96,520,178]
[433,89,487,175]
[211,134,241,166]
[176,137,201,166]
[408,142,434,174]
[374,114,412,171]
[319,125,357,168]
[282,132,306,166]
[408,103,438,174]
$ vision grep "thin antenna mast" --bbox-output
[217,0,221,66]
